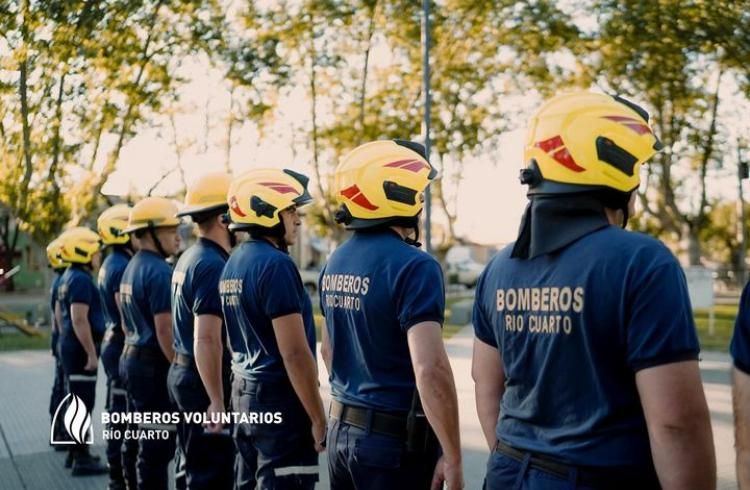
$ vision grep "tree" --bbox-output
[593,0,750,264]
[0,0,226,284]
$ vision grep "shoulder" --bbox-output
[591,227,678,270]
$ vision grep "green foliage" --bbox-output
[593,0,750,264]
[0,0,227,273]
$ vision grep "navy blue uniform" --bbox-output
[731,283,750,375]
[119,250,177,490]
[168,238,234,490]
[220,239,317,490]
[473,226,700,489]
[49,271,67,443]
[57,265,105,452]
[97,247,136,488]
[320,229,445,489]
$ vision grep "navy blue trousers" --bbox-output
[327,418,440,490]
[231,376,318,490]
[122,350,177,490]
[167,361,234,490]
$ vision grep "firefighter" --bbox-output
[46,236,69,450]
[56,226,109,475]
[320,140,463,490]
[119,197,181,490]
[220,168,326,489]
[472,91,716,489]
[96,204,137,489]
[168,173,235,489]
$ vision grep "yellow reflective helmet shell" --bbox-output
[226,168,313,230]
[177,172,232,217]
[523,91,663,195]
[46,237,69,269]
[57,227,102,265]
[122,197,180,234]
[97,204,132,245]
[334,140,436,228]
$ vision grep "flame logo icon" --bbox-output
[50,393,93,445]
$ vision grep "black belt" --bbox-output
[174,353,195,368]
[494,440,658,487]
[329,400,407,440]
[123,344,167,363]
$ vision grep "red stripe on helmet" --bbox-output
[384,159,428,173]
[603,116,653,136]
[259,182,298,194]
[229,195,246,217]
[551,147,586,172]
[625,123,652,135]
[340,184,378,210]
[534,135,564,153]
[340,184,361,199]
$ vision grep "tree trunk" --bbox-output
[225,85,235,173]
[18,0,33,219]
[307,17,334,231]
[356,2,378,142]
[686,224,702,266]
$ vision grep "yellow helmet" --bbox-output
[522,91,662,196]
[177,172,232,218]
[227,168,312,230]
[122,197,180,234]
[57,227,102,265]
[46,237,69,269]
[334,140,437,229]
[97,204,132,245]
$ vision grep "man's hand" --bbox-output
[430,454,464,490]
[84,354,97,372]
[203,399,225,434]
[312,420,327,453]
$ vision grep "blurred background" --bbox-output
[0,0,749,350]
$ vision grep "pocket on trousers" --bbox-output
[352,436,403,469]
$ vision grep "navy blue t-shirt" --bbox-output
[172,238,229,357]
[473,225,700,467]
[120,250,173,349]
[320,229,445,412]
[97,248,131,334]
[731,282,750,374]
[220,239,315,381]
[58,265,105,340]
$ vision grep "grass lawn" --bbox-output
[695,304,737,353]
[0,330,50,352]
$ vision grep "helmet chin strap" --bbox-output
[621,206,630,229]
[402,216,422,248]
[148,226,169,258]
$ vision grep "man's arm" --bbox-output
[407,322,463,490]
[153,312,175,362]
[471,337,504,450]
[115,292,128,335]
[636,360,716,490]
[272,313,327,452]
[70,303,98,370]
[319,319,332,376]
[734,367,750,489]
[194,314,225,433]
[55,302,63,336]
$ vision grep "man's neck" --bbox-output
[199,230,231,253]
[139,243,159,254]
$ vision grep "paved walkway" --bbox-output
[0,328,736,489]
